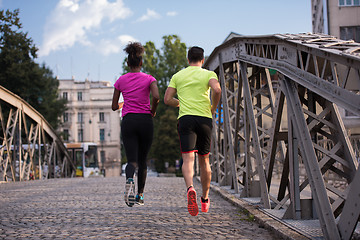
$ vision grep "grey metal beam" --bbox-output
[204,34,360,117]
[239,61,270,208]
[338,166,360,240]
[281,78,340,239]
[0,85,75,181]
[218,53,239,193]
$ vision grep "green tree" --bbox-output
[145,36,187,173]
[153,108,180,172]
[160,35,187,89]
[142,35,187,93]
[121,35,188,172]
[0,9,66,129]
[142,41,163,81]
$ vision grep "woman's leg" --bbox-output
[137,116,153,194]
[121,115,138,179]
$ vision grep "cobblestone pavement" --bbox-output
[0,176,278,239]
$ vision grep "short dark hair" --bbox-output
[187,46,204,63]
[124,42,144,68]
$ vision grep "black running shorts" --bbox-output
[177,115,213,155]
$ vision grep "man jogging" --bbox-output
[164,46,221,216]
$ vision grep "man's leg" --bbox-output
[181,152,195,188]
[178,116,199,216]
[198,154,211,199]
[182,151,199,216]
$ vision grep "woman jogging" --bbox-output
[112,42,160,207]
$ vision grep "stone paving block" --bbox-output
[0,176,279,239]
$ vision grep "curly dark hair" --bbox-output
[124,42,144,68]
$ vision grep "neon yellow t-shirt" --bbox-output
[168,66,218,119]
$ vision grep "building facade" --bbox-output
[312,0,360,42]
[58,78,121,176]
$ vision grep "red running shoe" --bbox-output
[187,186,199,216]
[201,197,210,213]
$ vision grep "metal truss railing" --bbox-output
[0,85,75,182]
[204,33,360,240]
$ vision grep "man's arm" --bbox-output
[209,78,221,115]
[164,87,179,107]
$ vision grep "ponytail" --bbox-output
[124,42,144,68]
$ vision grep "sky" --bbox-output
[1,0,312,84]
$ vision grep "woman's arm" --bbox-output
[111,88,122,111]
[150,81,160,116]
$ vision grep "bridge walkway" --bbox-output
[0,176,286,239]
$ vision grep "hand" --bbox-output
[211,105,217,115]
[118,102,124,110]
[151,110,156,117]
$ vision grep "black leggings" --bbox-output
[121,113,153,194]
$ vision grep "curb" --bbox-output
[197,177,310,240]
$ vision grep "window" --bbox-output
[78,129,83,142]
[100,150,106,164]
[85,146,98,168]
[63,129,69,141]
[99,112,105,122]
[339,0,360,5]
[340,26,360,43]
[100,129,105,142]
[63,92,68,100]
[63,112,69,122]
[78,112,83,123]
[77,92,83,101]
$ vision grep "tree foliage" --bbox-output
[122,35,188,172]
[153,108,180,172]
[0,9,66,129]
